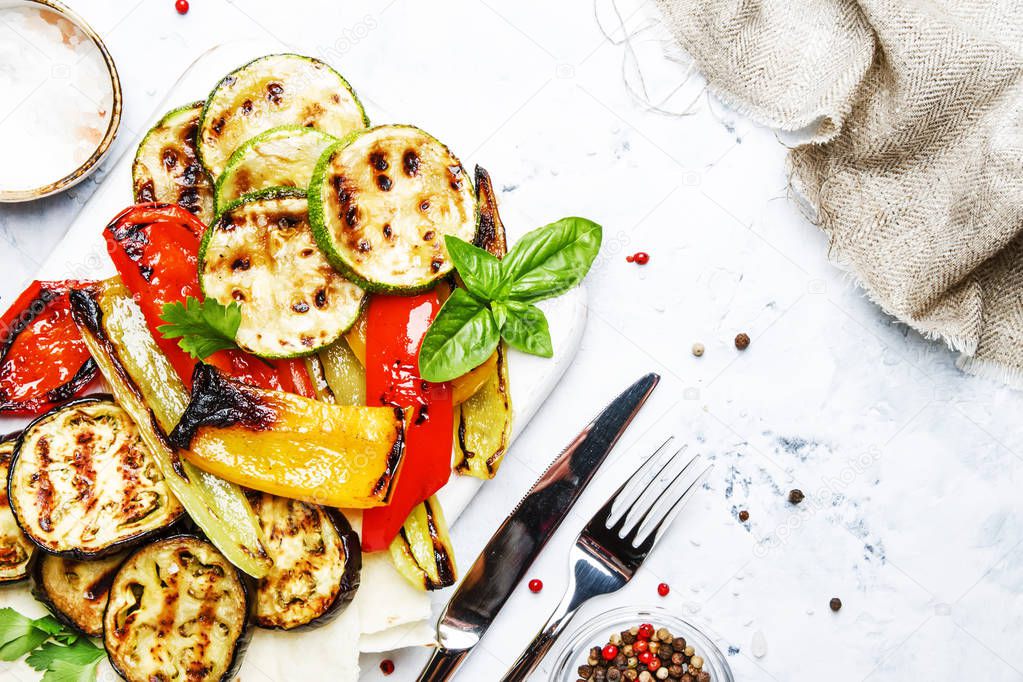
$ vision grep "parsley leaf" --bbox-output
[0,608,105,681]
[157,296,242,360]
[42,658,103,682]
[27,641,104,671]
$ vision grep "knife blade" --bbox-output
[416,372,660,681]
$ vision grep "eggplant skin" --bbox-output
[0,434,35,584]
[250,494,360,630]
[32,551,128,637]
[8,395,184,559]
[103,535,252,682]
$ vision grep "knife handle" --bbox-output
[500,591,580,682]
[417,647,469,682]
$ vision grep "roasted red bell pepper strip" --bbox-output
[104,203,314,396]
[0,280,98,414]
[361,292,453,552]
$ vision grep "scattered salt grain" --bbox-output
[751,630,767,658]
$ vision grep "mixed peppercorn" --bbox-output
[576,623,711,682]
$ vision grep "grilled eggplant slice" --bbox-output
[8,396,183,558]
[388,496,457,590]
[199,190,365,358]
[32,551,127,636]
[0,435,35,583]
[198,54,367,179]
[309,124,478,293]
[132,102,214,224]
[169,363,407,508]
[69,280,273,578]
[104,535,251,682]
[249,494,360,630]
[215,125,336,212]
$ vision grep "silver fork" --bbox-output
[500,438,710,682]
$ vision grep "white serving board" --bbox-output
[0,40,586,680]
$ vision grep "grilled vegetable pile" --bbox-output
[0,51,601,681]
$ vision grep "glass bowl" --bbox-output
[550,605,734,682]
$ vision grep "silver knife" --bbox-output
[416,373,660,681]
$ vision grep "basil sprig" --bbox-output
[419,217,601,382]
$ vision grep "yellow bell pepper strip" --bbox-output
[68,279,273,578]
[168,363,408,508]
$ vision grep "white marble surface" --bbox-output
[2,1,1022,681]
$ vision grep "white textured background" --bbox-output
[1,1,1022,680]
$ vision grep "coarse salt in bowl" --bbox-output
[0,0,121,201]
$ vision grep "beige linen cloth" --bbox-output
[656,0,1023,385]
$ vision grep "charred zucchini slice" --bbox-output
[249,494,360,630]
[132,102,214,224]
[199,190,365,358]
[32,551,127,636]
[215,126,336,212]
[388,496,457,590]
[198,54,367,179]
[169,364,407,508]
[0,435,34,583]
[308,124,478,293]
[104,535,251,682]
[8,396,184,558]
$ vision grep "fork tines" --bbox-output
[589,437,711,556]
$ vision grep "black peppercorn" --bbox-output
[788,489,805,504]
[830,597,842,611]
[734,332,750,350]
[738,510,750,522]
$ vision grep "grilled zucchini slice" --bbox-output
[199,190,365,358]
[169,364,407,508]
[198,54,367,179]
[132,102,214,224]
[388,496,457,590]
[249,494,360,630]
[32,551,127,636]
[104,535,251,682]
[0,435,34,583]
[309,124,478,293]
[215,126,336,212]
[8,396,184,558]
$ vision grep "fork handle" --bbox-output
[500,591,580,682]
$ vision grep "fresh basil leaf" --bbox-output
[0,630,49,661]
[418,289,500,383]
[490,300,509,331]
[444,236,505,299]
[499,301,553,357]
[501,217,601,303]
